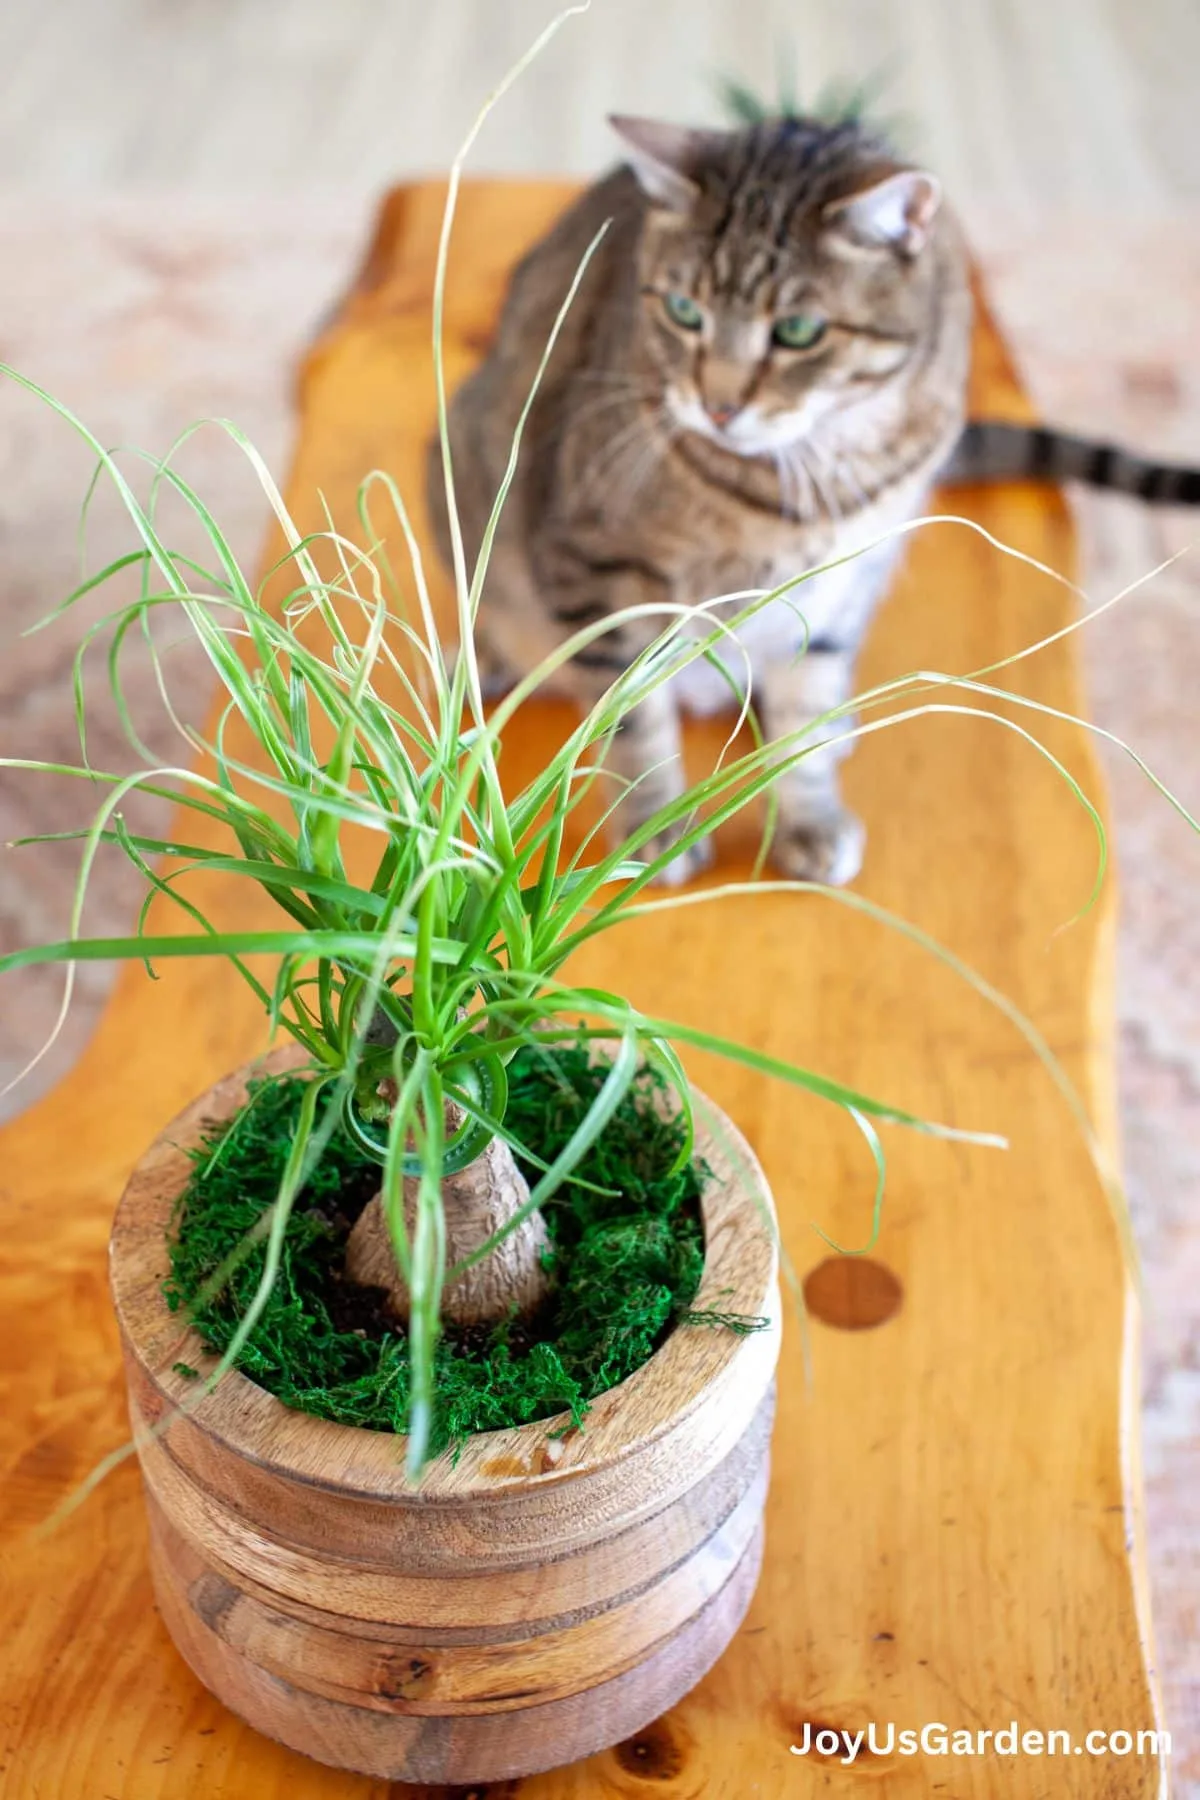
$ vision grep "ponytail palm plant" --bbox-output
[4,350,1001,1474]
[0,365,1183,1476]
[3,18,1185,1480]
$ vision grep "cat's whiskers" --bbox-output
[600,406,676,522]
[576,414,659,509]
[769,449,788,522]
[796,438,842,525]
[771,448,804,525]
[607,406,678,521]
[796,448,823,522]
[568,372,658,416]
[564,372,661,455]
[820,435,873,513]
[565,388,657,435]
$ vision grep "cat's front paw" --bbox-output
[642,829,716,889]
[771,809,865,887]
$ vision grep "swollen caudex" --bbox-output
[346,1097,551,1327]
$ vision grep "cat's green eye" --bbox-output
[662,292,705,331]
[772,313,828,351]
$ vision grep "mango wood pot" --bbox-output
[109,1058,781,1785]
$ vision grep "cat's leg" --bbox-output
[535,540,713,885]
[613,685,715,887]
[575,669,713,887]
[758,647,865,886]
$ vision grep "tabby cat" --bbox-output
[429,113,1199,886]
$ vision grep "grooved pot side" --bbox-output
[109,1053,781,1784]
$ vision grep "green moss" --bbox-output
[164,1044,728,1457]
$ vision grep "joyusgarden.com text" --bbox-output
[790,1722,1170,1765]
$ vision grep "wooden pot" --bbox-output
[109,1055,781,1785]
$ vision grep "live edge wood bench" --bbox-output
[0,181,1164,1798]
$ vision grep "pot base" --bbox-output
[148,1493,766,1783]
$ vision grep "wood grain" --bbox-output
[107,1052,780,1782]
[0,179,1165,1797]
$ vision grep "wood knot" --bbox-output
[480,1455,532,1480]
[375,1652,436,1701]
[187,1571,238,1634]
[614,1717,686,1780]
[480,1436,570,1480]
[803,1256,903,1330]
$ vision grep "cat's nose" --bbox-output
[706,401,740,429]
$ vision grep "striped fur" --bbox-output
[428,115,972,885]
[947,420,1200,505]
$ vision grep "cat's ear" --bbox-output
[822,168,942,258]
[608,115,717,212]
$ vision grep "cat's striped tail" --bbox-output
[946,420,1200,506]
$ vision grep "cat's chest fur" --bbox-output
[601,434,939,716]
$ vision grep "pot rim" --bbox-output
[111,1045,779,1501]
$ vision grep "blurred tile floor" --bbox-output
[0,0,1197,1786]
